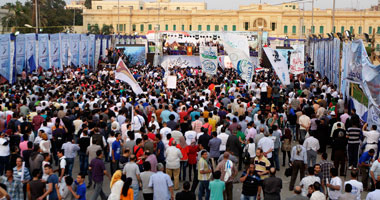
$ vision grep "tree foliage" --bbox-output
[1,0,83,33]
[84,0,92,9]
[101,24,113,35]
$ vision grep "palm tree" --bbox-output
[1,1,32,33]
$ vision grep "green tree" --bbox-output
[1,1,32,33]
[89,24,100,34]
[84,0,92,9]
[101,24,113,35]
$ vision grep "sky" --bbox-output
[1,0,377,10]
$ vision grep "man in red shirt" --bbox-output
[133,138,145,169]
[32,110,44,132]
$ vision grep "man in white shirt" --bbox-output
[217,126,229,154]
[366,182,380,200]
[258,135,274,164]
[363,123,380,158]
[327,168,342,200]
[344,170,363,200]
[259,81,268,105]
[160,123,172,142]
[184,130,197,146]
[300,167,321,196]
[132,110,145,132]
[0,133,9,176]
[298,111,311,142]
[303,132,320,167]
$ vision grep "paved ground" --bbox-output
[72,143,370,199]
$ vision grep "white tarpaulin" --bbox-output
[160,56,201,69]
[289,49,304,75]
[200,46,218,75]
[167,75,177,89]
[263,47,290,85]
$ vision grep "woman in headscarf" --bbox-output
[120,176,133,200]
[108,170,124,200]
[177,136,189,181]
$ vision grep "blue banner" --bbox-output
[25,33,36,71]
[60,33,69,67]
[88,34,95,67]
[38,34,49,70]
[15,34,25,74]
[50,33,61,70]
[333,39,340,87]
[0,34,11,81]
[70,34,80,67]
[80,34,88,66]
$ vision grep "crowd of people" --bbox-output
[0,47,379,200]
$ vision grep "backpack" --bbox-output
[243,146,251,164]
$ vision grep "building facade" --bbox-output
[80,0,380,50]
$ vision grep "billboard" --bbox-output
[116,44,146,66]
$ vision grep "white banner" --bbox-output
[222,33,254,83]
[263,47,290,85]
[160,55,201,69]
[368,103,380,128]
[200,46,218,75]
[289,48,304,75]
[167,75,177,89]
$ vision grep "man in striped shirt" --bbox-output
[347,122,362,170]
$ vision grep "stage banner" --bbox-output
[341,42,350,97]
[38,34,49,70]
[222,33,254,83]
[0,34,11,81]
[368,103,380,128]
[95,38,101,67]
[60,33,69,67]
[25,34,36,71]
[263,47,290,85]
[161,56,201,69]
[80,34,89,66]
[101,37,107,59]
[15,34,26,74]
[50,33,61,70]
[88,34,96,67]
[345,40,366,84]
[200,46,218,75]
[218,56,225,69]
[333,38,340,87]
[70,34,80,67]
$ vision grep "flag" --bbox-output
[263,47,290,85]
[28,55,36,74]
[115,58,143,95]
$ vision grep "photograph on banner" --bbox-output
[200,46,218,75]
[167,75,177,89]
[80,34,89,66]
[289,46,304,75]
[38,34,50,70]
[368,103,380,128]
[263,47,290,85]
[116,44,146,66]
[25,33,36,71]
[50,34,61,70]
[161,55,201,69]
[15,34,26,74]
[60,33,69,67]
[70,34,80,67]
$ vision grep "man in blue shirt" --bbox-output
[359,149,375,190]
[155,134,165,164]
[148,163,174,200]
[111,133,122,174]
[39,165,59,200]
[69,173,86,200]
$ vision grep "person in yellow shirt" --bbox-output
[208,113,217,132]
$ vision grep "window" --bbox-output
[293,5,296,9]
[181,25,185,31]
[292,25,296,34]
[341,26,344,33]
[311,26,315,34]
[350,26,354,33]
[358,26,362,34]
[224,25,228,31]
[140,6,143,10]
[215,25,219,31]
[284,25,288,34]
[87,24,91,31]
[165,24,168,31]
[377,27,380,34]
[176,7,180,10]
[369,26,373,34]
[140,24,144,32]
[132,24,136,32]
[119,24,124,32]
[320,26,324,34]
[376,44,380,51]
[302,26,305,34]
[173,25,176,31]
[198,25,202,31]
[232,25,236,31]
[148,24,152,30]
[271,23,276,31]
[333,26,336,33]
[97,6,102,9]
[207,25,211,31]
[244,22,249,31]
[189,25,192,31]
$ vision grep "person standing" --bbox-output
[27,169,46,200]
[289,141,307,191]
[359,149,375,191]
[175,181,196,200]
[208,171,225,200]
[240,163,262,200]
[67,173,86,200]
[257,133,274,167]
[165,140,182,190]
[272,125,282,171]
[344,170,363,200]
[123,154,142,200]
[89,150,111,200]
[299,167,320,197]
[332,123,347,176]
[111,133,122,175]
[198,150,212,200]
[262,167,282,200]
[298,111,310,142]
[303,132,320,167]
[347,121,361,170]
[0,169,23,200]
[61,137,80,177]
[363,123,380,158]
[39,165,59,200]
[86,140,102,188]
[0,133,10,176]
[140,162,154,200]
[208,132,221,166]
[57,149,67,183]
[366,182,380,200]
[216,152,237,200]
[339,184,356,200]
[254,148,271,180]
[78,130,90,176]
[285,186,307,200]
[148,163,175,200]
[327,168,342,200]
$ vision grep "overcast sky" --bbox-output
[1,0,377,10]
